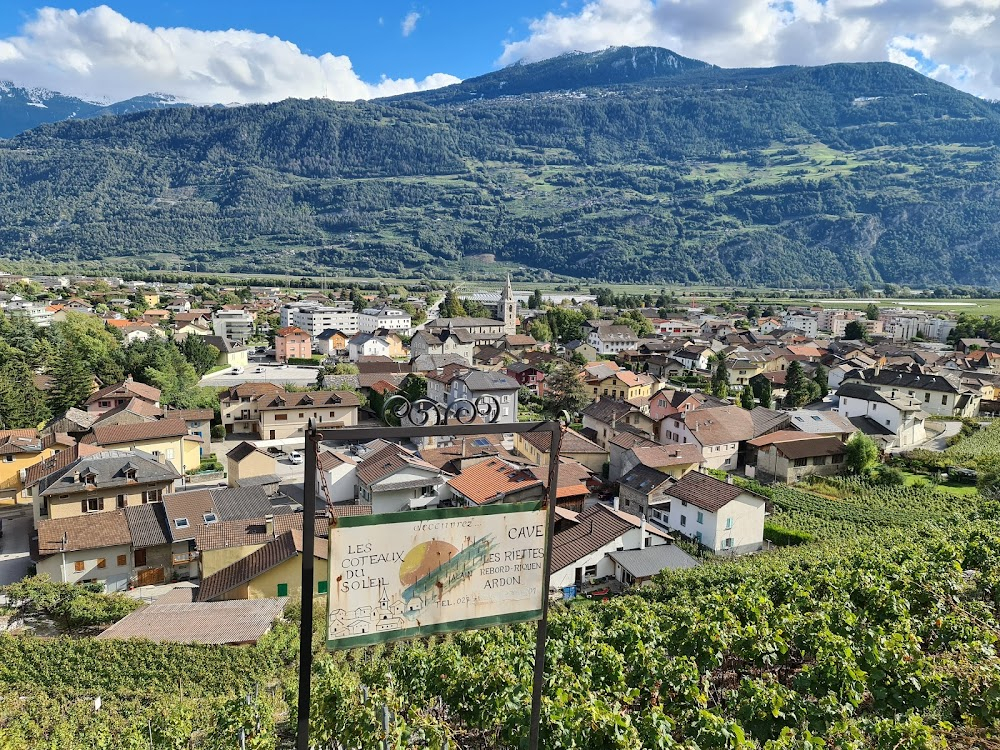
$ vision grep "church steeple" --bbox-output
[500,274,516,336]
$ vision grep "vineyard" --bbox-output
[744,476,982,541]
[944,420,1000,467]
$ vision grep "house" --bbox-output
[654,471,766,555]
[513,427,608,474]
[659,405,756,471]
[842,367,979,418]
[548,502,673,589]
[34,510,133,591]
[446,457,545,507]
[587,325,640,355]
[835,382,928,449]
[256,391,360,440]
[620,443,703,480]
[0,430,74,502]
[36,449,180,524]
[582,399,657,449]
[564,340,598,363]
[83,419,201,477]
[506,362,546,398]
[225,441,279,488]
[196,529,329,601]
[275,326,312,363]
[356,442,450,513]
[315,329,350,357]
[359,306,411,334]
[85,377,161,416]
[348,333,390,362]
[748,432,847,483]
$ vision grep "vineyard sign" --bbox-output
[327,500,548,649]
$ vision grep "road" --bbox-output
[0,509,33,585]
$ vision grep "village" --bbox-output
[0,271,993,644]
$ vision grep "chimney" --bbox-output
[612,496,620,511]
[265,514,274,538]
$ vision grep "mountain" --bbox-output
[0,82,189,138]
[1,47,1000,286]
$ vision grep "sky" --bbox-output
[0,1,997,104]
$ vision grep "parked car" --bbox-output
[288,451,304,465]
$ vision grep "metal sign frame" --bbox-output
[296,417,562,750]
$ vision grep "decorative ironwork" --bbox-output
[382,394,502,426]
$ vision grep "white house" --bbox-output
[835,382,927,449]
[359,306,411,334]
[548,502,672,589]
[653,471,766,555]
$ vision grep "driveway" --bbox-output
[0,509,33,585]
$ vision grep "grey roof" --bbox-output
[124,502,171,548]
[96,599,285,645]
[459,370,519,392]
[41,450,179,498]
[211,486,274,521]
[607,545,700,578]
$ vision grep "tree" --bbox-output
[711,359,730,399]
[48,343,94,414]
[845,433,880,475]
[752,377,774,410]
[543,364,591,416]
[784,361,814,407]
[442,289,466,318]
[865,303,880,321]
[0,358,50,428]
[843,320,868,341]
[813,364,829,398]
[739,386,755,410]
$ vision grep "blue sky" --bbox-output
[0,1,574,84]
[0,2,994,103]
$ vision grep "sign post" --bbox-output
[296,414,562,750]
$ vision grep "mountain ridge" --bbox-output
[0,48,999,287]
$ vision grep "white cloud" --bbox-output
[401,11,421,37]
[499,0,1000,99]
[0,5,459,104]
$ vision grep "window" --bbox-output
[116,554,127,566]
[174,518,190,529]
[96,558,106,569]
[276,583,289,597]
[584,564,598,578]
[317,580,328,594]
[696,511,704,524]
[116,494,127,509]
[725,517,733,530]
[74,561,85,572]
[134,549,147,567]
[83,497,104,513]
[680,514,687,527]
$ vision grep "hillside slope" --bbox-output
[2,48,1000,285]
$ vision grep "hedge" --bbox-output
[764,522,814,546]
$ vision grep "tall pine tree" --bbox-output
[48,344,93,415]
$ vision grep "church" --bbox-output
[411,276,525,362]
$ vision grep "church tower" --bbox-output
[500,274,516,336]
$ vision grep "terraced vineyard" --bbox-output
[745,477,981,541]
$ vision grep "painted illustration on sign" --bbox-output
[327,502,547,649]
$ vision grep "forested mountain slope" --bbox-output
[3,47,1000,285]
